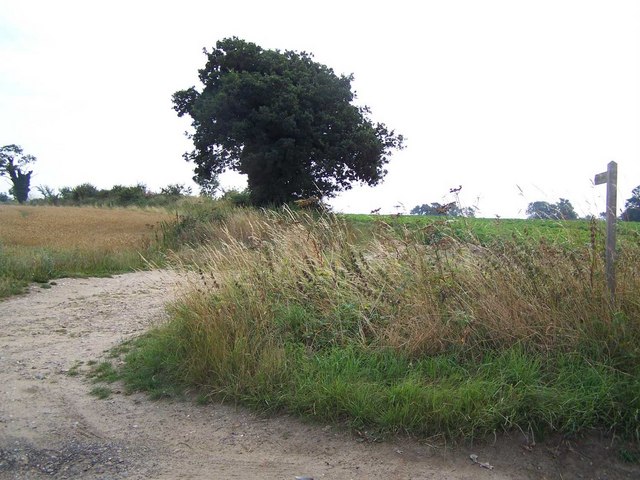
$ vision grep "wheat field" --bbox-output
[0,205,176,297]
[0,205,174,250]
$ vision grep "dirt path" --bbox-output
[1,271,638,479]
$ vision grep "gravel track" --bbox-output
[1,270,638,479]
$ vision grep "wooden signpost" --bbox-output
[594,161,617,303]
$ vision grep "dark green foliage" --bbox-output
[49,183,183,207]
[110,184,148,205]
[0,144,35,204]
[62,183,99,202]
[194,176,219,197]
[173,37,404,206]
[160,183,193,197]
[0,192,10,202]
[526,198,578,220]
[621,185,640,222]
[219,188,251,207]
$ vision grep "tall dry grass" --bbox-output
[172,208,639,357]
[121,207,640,439]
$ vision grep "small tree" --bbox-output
[526,198,577,220]
[111,183,147,205]
[36,185,60,205]
[621,185,640,221]
[0,144,36,204]
[555,198,578,220]
[70,183,99,202]
[160,183,193,197]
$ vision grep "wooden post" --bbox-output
[594,161,617,303]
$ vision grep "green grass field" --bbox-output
[343,213,640,247]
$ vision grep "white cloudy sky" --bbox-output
[1,0,638,217]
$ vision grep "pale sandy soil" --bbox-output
[1,270,638,479]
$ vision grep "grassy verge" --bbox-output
[123,334,640,439]
[120,208,640,441]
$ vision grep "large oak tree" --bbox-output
[173,38,404,206]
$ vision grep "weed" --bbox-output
[107,340,134,358]
[90,386,112,399]
[88,361,120,383]
[619,448,640,463]
[119,330,187,399]
[66,361,83,377]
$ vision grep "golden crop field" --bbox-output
[0,205,174,250]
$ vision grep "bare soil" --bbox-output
[1,270,638,479]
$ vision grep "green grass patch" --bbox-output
[90,386,112,399]
[88,361,121,383]
[106,339,135,358]
[0,275,28,298]
[120,330,188,400]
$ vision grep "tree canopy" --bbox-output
[526,198,577,220]
[0,144,36,204]
[621,185,640,222]
[173,37,404,206]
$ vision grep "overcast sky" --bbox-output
[1,0,638,217]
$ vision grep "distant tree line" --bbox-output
[525,198,578,220]
[408,191,640,222]
[524,190,640,221]
[28,182,194,207]
[410,202,476,217]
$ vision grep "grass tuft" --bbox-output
[90,386,112,400]
[88,361,121,383]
